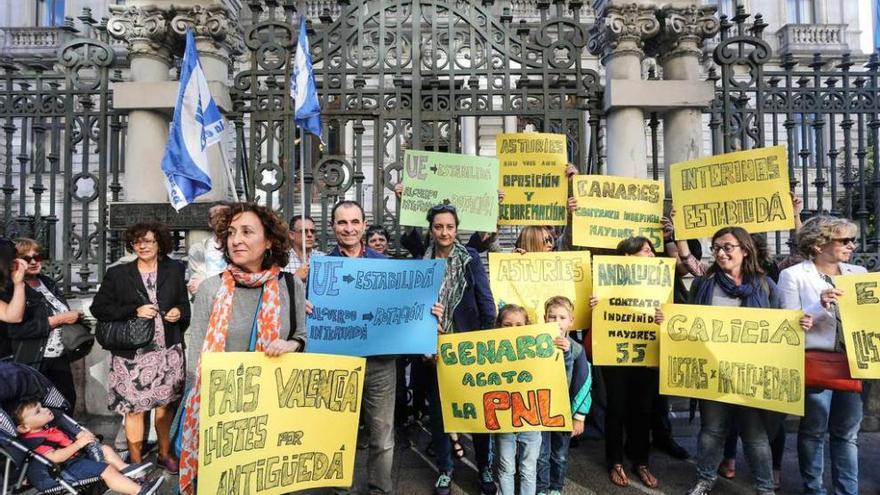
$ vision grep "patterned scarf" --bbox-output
[426,241,471,333]
[179,264,283,495]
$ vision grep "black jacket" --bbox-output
[90,258,190,359]
[7,275,69,368]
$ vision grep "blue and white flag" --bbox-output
[291,16,323,142]
[161,29,225,211]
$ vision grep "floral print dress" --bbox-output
[107,271,185,414]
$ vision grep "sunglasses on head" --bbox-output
[20,254,41,263]
[430,204,457,213]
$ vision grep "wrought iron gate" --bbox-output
[707,7,880,269]
[232,0,604,253]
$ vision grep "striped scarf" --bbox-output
[426,241,471,333]
[179,264,283,495]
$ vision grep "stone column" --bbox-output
[651,3,719,193]
[589,1,660,177]
[107,5,174,202]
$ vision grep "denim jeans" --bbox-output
[348,357,397,494]
[495,431,541,495]
[426,362,492,474]
[797,388,862,495]
[695,400,774,494]
[536,431,570,492]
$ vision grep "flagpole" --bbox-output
[300,128,307,262]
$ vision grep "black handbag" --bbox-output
[59,323,95,361]
[95,277,155,352]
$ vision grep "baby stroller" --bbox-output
[0,360,108,495]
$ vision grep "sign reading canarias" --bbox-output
[497,133,568,226]
[659,304,805,416]
[572,175,664,249]
[669,145,795,240]
[488,251,592,330]
[836,272,880,378]
[591,256,675,366]
[437,324,572,433]
[197,352,365,495]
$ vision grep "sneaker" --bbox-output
[121,462,153,479]
[685,480,714,495]
[137,477,164,495]
[434,472,452,495]
[479,468,497,494]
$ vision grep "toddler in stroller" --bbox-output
[11,400,161,495]
[0,360,161,495]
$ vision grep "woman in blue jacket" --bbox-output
[424,203,497,495]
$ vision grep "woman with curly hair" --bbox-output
[90,222,189,469]
[178,202,307,495]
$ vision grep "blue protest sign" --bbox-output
[306,257,445,356]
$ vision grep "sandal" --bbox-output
[636,465,659,489]
[452,439,465,459]
[609,464,629,487]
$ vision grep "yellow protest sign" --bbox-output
[497,133,568,226]
[659,304,805,415]
[591,256,675,366]
[437,324,572,433]
[670,145,795,240]
[836,272,880,378]
[488,251,592,330]
[572,175,664,249]
[198,352,366,495]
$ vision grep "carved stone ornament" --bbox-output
[648,4,720,61]
[170,5,245,63]
[588,3,660,60]
[107,5,172,62]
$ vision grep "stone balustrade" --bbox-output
[777,23,848,53]
[1,27,62,57]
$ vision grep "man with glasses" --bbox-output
[283,214,326,282]
[327,200,394,495]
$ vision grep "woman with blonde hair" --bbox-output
[514,226,554,254]
[778,215,864,494]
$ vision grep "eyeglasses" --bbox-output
[20,255,41,264]
[710,243,741,255]
[833,237,857,246]
[294,229,317,235]
[131,239,157,247]
[544,236,554,245]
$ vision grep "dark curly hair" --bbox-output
[124,222,173,256]
[215,202,290,270]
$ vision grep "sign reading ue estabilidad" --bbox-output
[399,150,500,232]
[669,146,795,240]
[437,324,572,433]
[659,304,805,416]
[836,272,880,378]
[306,257,445,356]
[197,352,365,495]
[497,133,568,226]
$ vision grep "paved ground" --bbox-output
[79,412,880,495]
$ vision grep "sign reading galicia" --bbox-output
[659,304,805,416]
